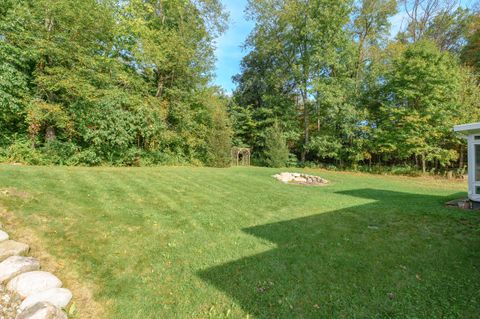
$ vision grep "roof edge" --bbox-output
[454,123,480,134]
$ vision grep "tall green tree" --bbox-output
[461,7,480,75]
[376,41,464,172]
[236,0,353,163]
[398,0,475,53]
[232,48,300,159]
[119,0,228,162]
[351,0,397,84]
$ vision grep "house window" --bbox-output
[475,136,480,140]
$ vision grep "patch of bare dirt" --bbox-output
[0,189,32,200]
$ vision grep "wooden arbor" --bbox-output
[231,147,251,166]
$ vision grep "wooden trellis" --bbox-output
[231,147,251,166]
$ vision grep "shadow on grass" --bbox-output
[198,189,479,318]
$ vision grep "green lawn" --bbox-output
[0,165,479,318]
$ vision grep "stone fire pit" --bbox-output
[273,172,328,186]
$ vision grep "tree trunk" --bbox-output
[156,74,164,98]
[355,35,366,89]
[45,126,56,143]
[300,90,309,163]
[421,154,426,174]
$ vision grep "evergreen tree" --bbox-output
[264,122,289,168]
[207,94,233,168]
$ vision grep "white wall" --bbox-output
[468,135,480,202]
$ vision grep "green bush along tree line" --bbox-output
[1,0,479,171]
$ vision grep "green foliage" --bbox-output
[461,11,480,75]
[424,7,475,53]
[207,95,233,168]
[0,138,44,165]
[375,41,464,171]
[231,0,479,173]
[263,122,289,168]
[232,0,355,164]
[308,136,342,160]
[0,0,228,166]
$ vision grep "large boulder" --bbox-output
[19,288,72,311]
[273,172,328,185]
[0,230,9,242]
[16,301,67,319]
[274,172,294,183]
[0,256,40,283]
[0,240,29,262]
[8,271,62,299]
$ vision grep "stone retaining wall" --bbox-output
[0,227,72,319]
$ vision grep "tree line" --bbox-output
[1,0,479,173]
[231,0,480,174]
[0,0,232,166]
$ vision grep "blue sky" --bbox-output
[213,0,253,93]
[213,0,477,93]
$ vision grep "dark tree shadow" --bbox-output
[198,189,480,318]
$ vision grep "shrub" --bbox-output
[2,138,45,165]
[68,149,102,166]
[286,153,299,167]
[207,103,232,168]
[264,122,289,168]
